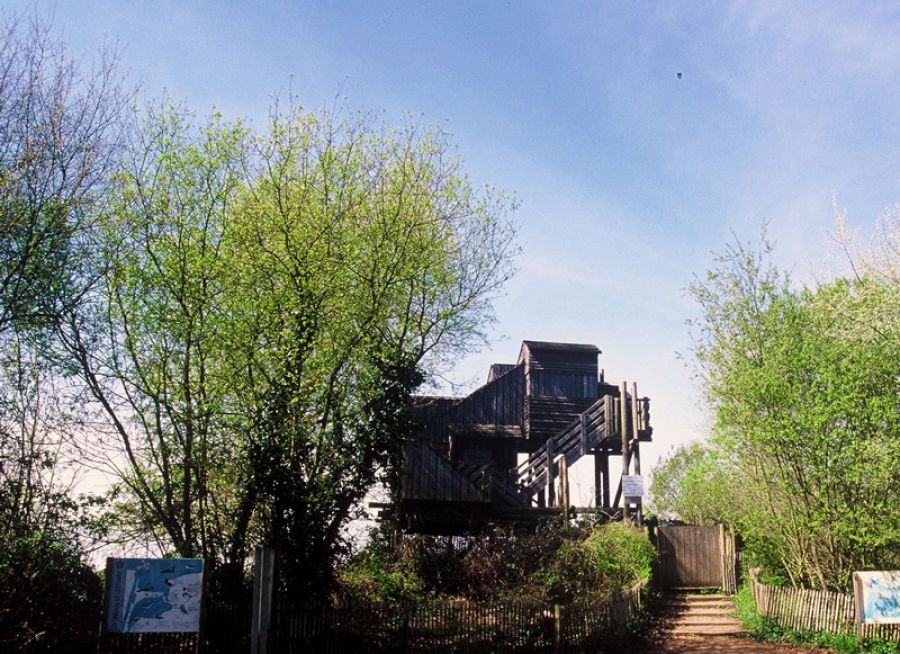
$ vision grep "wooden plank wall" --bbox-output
[525,397,597,447]
[422,364,525,442]
[400,441,490,503]
[655,525,724,588]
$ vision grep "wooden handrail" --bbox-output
[512,396,615,496]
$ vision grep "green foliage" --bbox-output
[55,97,517,591]
[0,518,102,653]
[682,230,900,591]
[338,522,655,606]
[340,531,427,604]
[733,582,761,631]
[648,442,734,525]
[542,522,655,602]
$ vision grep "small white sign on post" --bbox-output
[853,571,900,626]
[622,474,644,499]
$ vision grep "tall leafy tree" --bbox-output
[0,12,128,334]
[226,106,517,592]
[61,101,518,590]
[682,230,900,590]
[0,13,127,650]
[58,103,251,564]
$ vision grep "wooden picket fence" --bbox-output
[274,584,643,653]
[100,584,643,653]
[750,577,900,642]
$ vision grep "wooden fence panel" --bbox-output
[271,586,643,653]
[99,585,644,653]
[750,578,900,643]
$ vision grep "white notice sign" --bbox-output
[623,475,644,498]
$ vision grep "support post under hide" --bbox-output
[619,381,630,519]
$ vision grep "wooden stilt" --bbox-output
[619,382,630,519]
[631,382,642,524]
[600,450,610,510]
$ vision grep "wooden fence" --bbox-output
[750,577,900,642]
[99,594,252,654]
[274,584,643,653]
[99,584,643,653]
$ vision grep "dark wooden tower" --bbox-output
[383,340,652,535]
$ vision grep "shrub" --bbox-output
[0,525,102,653]
[339,531,426,604]
[338,521,656,606]
[541,522,655,601]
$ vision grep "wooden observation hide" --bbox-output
[379,340,653,534]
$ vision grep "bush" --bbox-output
[541,522,655,602]
[339,531,427,604]
[338,521,655,606]
[0,525,102,653]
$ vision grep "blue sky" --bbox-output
[12,1,900,481]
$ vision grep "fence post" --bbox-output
[251,547,276,654]
[554,604,564,653]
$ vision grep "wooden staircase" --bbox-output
[449,460,528,508]
[663,590,745,636]
[513,395,618,497]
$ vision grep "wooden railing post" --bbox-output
[619,382,630,519]
[630,382,642,524]
[547,439,556,507]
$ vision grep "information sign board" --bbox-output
[853,571,900,625]
[104,558,204,633]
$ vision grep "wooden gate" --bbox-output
[654,525,737,593]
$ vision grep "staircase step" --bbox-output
[672,615,741,625]
[660,591,744,637]
[667,596,731,602]
[671,623,746,636]
[663,609,736,618]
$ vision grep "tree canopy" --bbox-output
[55,101,518,592]
[653,225,900,591]
[0,13,126,651]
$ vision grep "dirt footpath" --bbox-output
[639,592,834,654]
[643,634,831,653]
